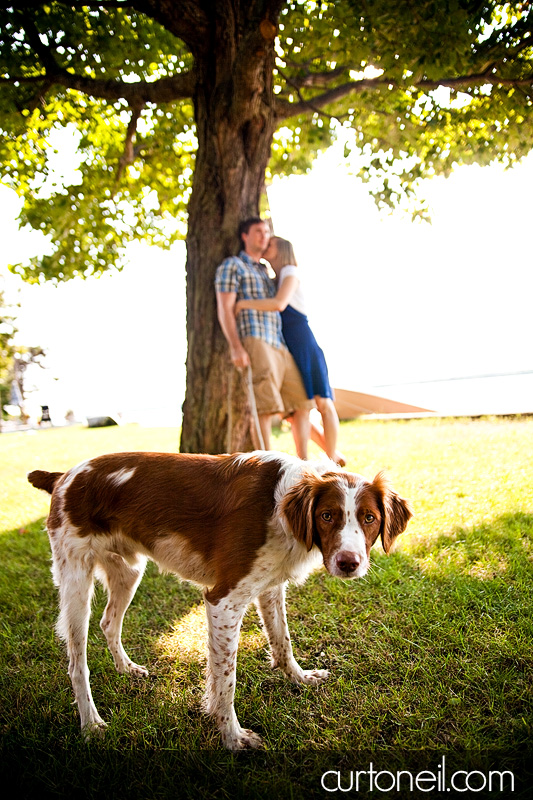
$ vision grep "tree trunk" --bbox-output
[179,6,278,454]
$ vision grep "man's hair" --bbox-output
[238,217,264,247]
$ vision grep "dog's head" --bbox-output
[281,470,412,578]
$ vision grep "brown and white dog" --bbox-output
[28,450,412,750]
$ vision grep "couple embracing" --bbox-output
[215,218,344,465]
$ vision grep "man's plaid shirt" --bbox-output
[215,251,286,350]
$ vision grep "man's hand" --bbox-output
[230,343,251,369]
[216,291,250,369]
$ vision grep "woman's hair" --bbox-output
[272,236,298,267]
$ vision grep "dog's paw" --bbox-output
[224,727,263,751]
[294,668,330,686]
[116,659,149,677]
[127,662,149,677]
[82,720,107,740]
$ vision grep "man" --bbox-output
[215,217,314,456]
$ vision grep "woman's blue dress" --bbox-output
[281,305,334,400]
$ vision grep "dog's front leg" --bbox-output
[256,583,329,685]
[203,593,262,750]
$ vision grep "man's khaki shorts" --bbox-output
[243,337,315,416]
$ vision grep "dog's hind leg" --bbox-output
[51,534,106,736]
[97,552,148,676]
[256,583,329,685]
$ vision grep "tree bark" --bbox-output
[179,3,279,454]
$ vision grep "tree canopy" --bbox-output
[1,1,532,451]
[2,1,532,281]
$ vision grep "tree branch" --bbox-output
[5,1,209,65]
[1,65,196,104]
[283,64,354,89]
[417,71,533,91]
[115,103,144,186]
[139,0,209,55]
[55,68,196,104]
[274,78,390,120]
[2,11,196,105]
[275,69,533,121]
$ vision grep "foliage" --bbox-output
[0,1,532,280]
[0,288,45,419]
[1,417,532,796]
[0,289,17,411]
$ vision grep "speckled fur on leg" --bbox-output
[203,593,262,750]
[256,584,329,685]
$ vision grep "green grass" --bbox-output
[1,418,532,798]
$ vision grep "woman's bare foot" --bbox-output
[334,451,346,467]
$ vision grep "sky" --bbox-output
[1,140,532,425]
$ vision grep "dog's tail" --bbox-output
[27,470,64,495]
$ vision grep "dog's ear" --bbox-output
[372,472,413,554]
[281,473,321,551]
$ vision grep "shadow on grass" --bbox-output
[1,513,532,798]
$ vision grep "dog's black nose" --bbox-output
[336,551,360,574]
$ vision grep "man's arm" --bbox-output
[234,275,298,314]
[216,291,251,369]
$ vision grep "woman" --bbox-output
[235,235,344,465]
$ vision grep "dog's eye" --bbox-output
[364,513,375,524]
[321,512,333,522]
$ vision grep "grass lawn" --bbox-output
[1,417,532,798]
